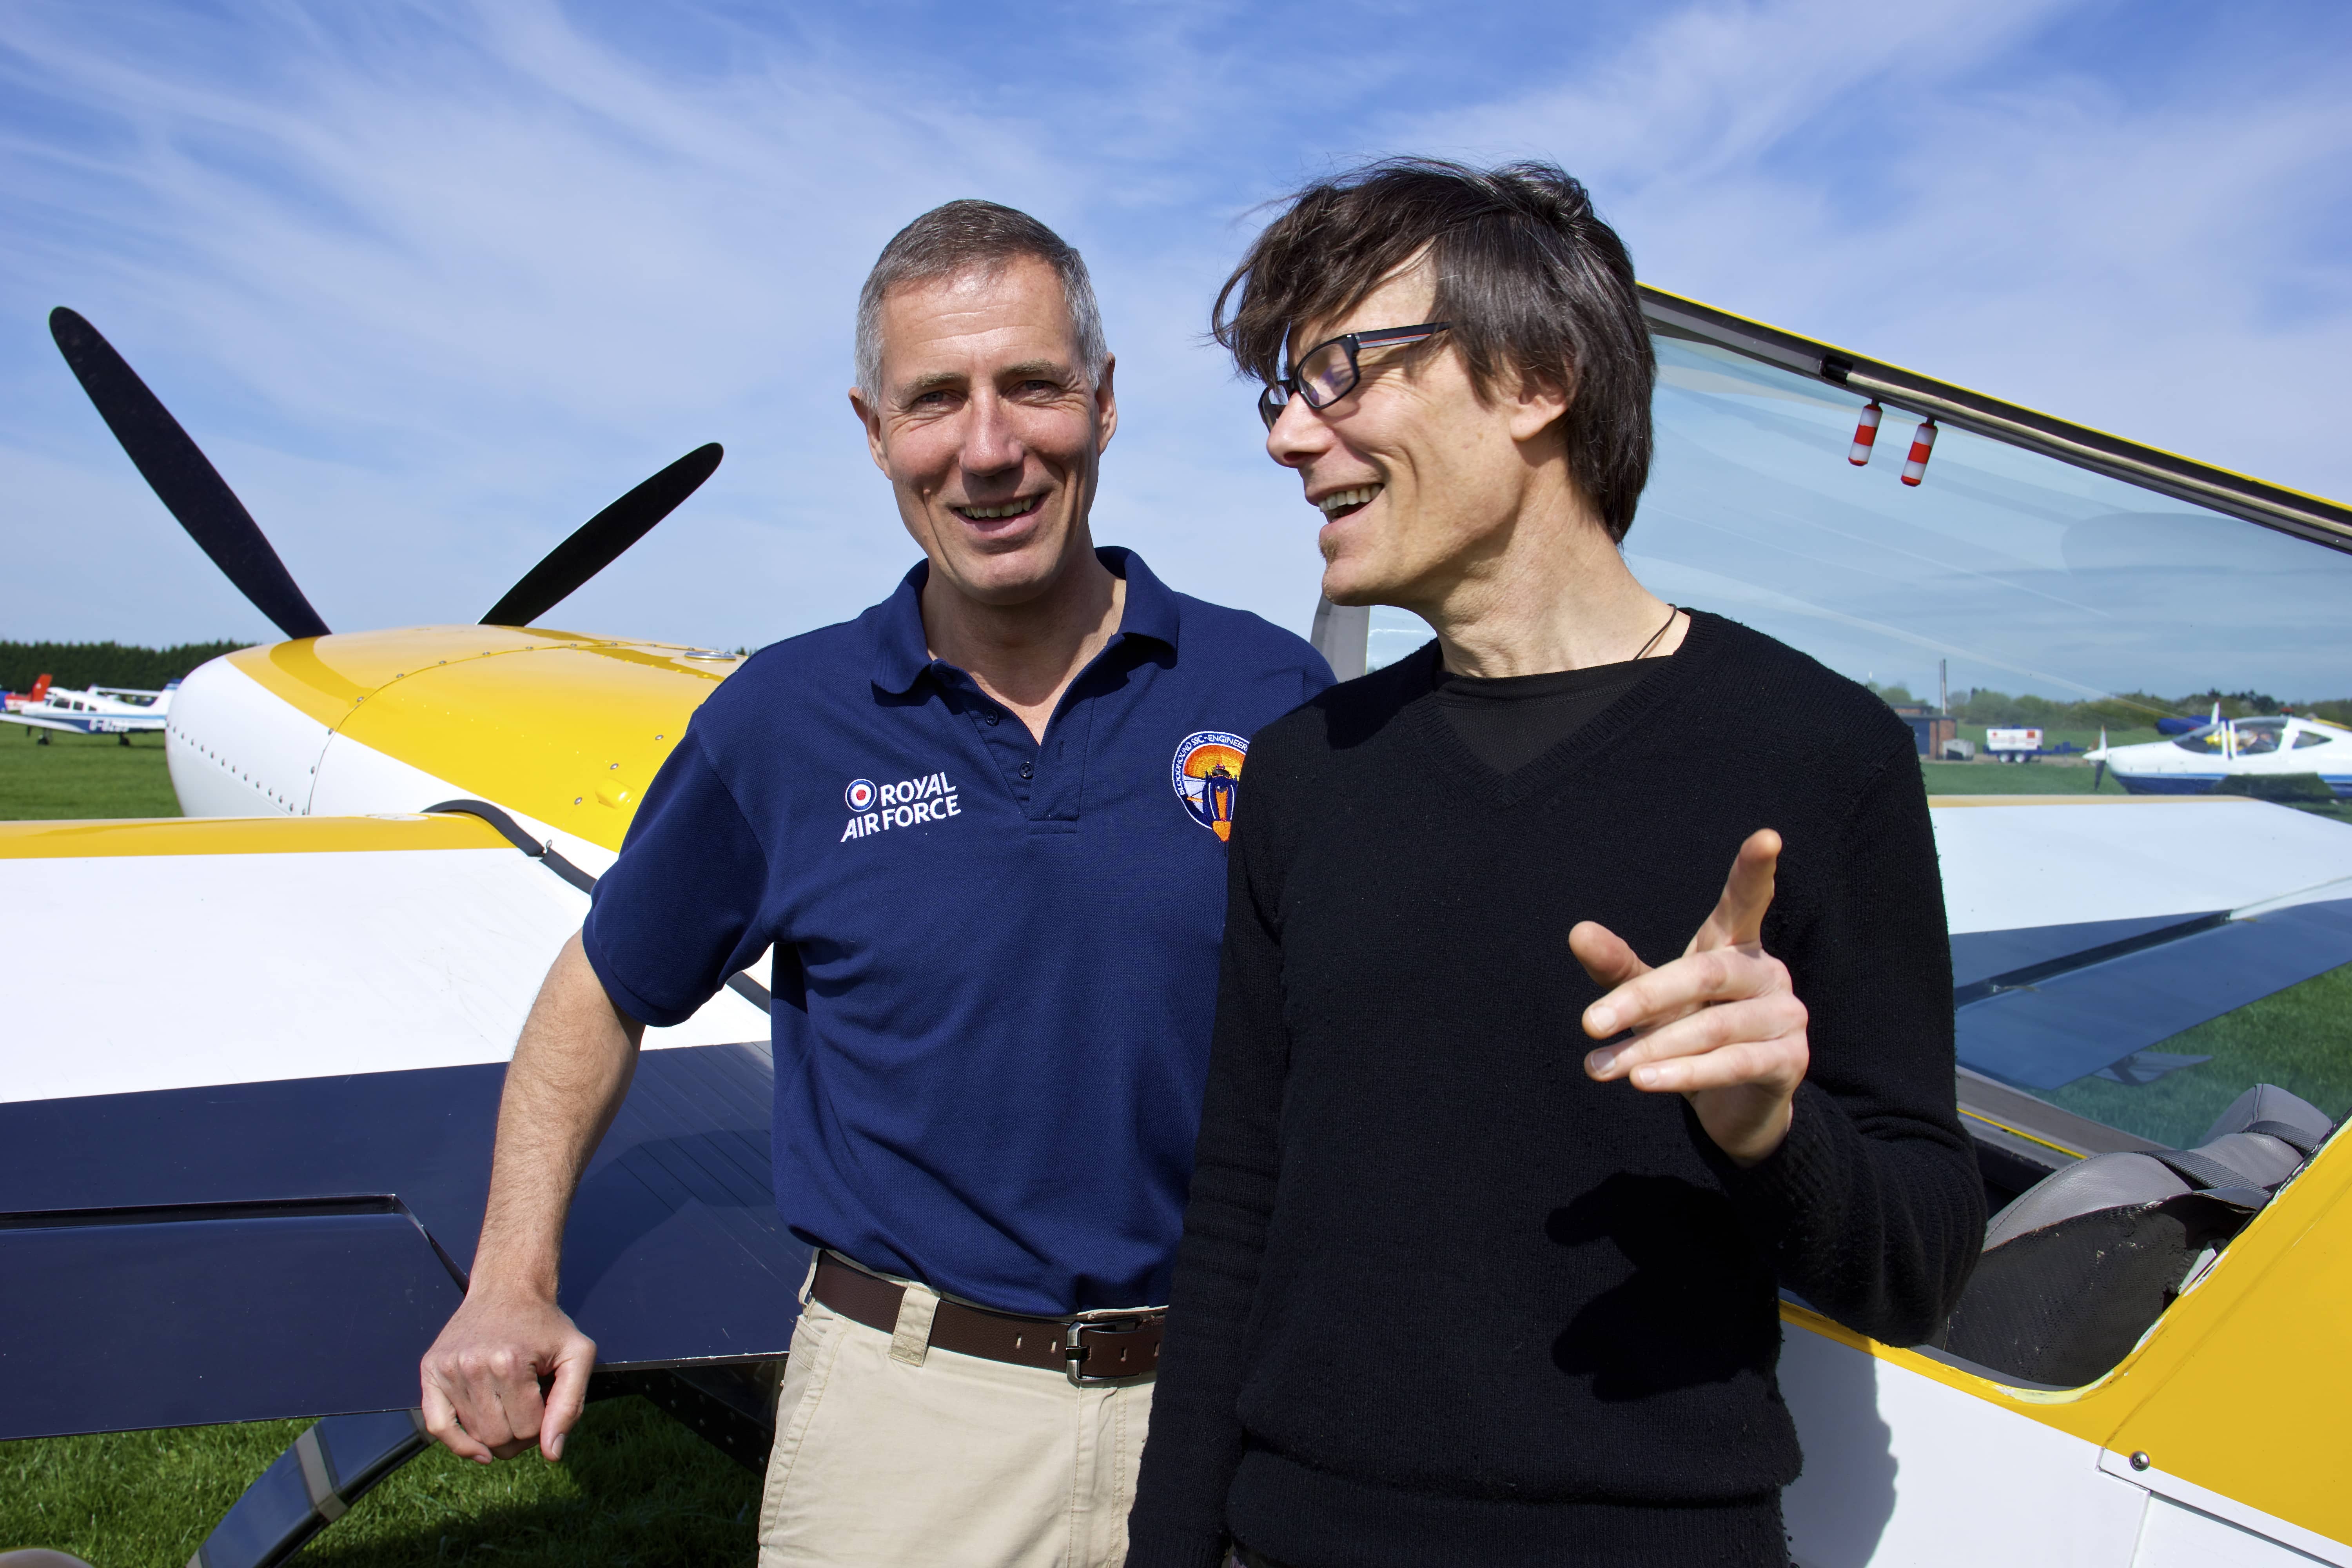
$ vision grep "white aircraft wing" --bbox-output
[1926,794,2352,1098]
[0,811,800,1445]
[0,811,765,1103]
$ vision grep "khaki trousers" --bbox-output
[755,1294,1156,1567]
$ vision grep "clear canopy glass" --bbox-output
[1364,328,2352,1151]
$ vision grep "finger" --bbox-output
[1688,829,1782,956]
[1584,994,1808,1080]
[1619,1033,1808,1097]
[420,1378,493,1465]
[483,1354,550,1458]
[447,1351,524,1459]
[1584,948,1781,1041]
[1568,920,1649,994]
[538,1333,597,1461]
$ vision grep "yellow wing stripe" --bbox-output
[0,813,508,858]
[1926,794,2257,808]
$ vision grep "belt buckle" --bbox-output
[1062,1311,1157,1387]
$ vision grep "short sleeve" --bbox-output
[581,729,774,1027]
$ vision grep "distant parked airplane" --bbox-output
[0,677,176,743]
[0,673,53,712]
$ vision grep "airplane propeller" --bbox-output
[479,442,722,628]
[49,307,721,639]
[50,307,331,642]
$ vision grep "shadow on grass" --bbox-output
[2,1399,759,1568]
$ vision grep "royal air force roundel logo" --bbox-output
[844,778,877,812]
[1171,731,1248,841]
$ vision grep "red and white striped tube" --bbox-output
[1900,419,1938,487]
[1848,401,1882,466]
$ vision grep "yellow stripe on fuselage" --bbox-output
[227,626,740,850]
[0,813,506,858]
[1926,794,2258,807]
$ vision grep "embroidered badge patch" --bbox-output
[1170,731,1248,841]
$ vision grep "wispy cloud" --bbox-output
[0,0,2346,668]
[1395,0,2352,503]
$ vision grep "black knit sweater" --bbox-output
[1125,613,1985,1568]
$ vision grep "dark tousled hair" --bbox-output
[1213,158,1655,541]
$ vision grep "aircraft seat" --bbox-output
[1939,1084,2333,1387]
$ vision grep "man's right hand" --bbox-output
[419,1291,597,1463]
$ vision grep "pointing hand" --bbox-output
[1569,829,1809,1166]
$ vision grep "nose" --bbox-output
[960,385,1025,482]
[1264,394,1330,470]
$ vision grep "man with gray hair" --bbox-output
[417,200,1330,1564]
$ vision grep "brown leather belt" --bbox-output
[811,1254,1163,1385]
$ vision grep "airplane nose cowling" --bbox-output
[164,650,338,818]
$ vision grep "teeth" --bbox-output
[1317,485,1382,514]
[958,500,1034,520]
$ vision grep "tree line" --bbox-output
[0,641,249,693]
[1867,681,2352,729]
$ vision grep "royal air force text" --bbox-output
[841,772,960,842]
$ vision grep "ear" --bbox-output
[1503,364,1572,446]
[1093,354,1119,453]
[849,387,889,475]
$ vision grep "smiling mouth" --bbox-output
[952,495,1044,523]
[1316,484,1382,521]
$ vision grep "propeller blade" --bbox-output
[2094,760,2107,793]
[49,308,331,642]
[481,443,723,628]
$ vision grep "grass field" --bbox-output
[0,729,180,817]
[1921,758,2117,795]
[0,1399,760,1568]
[2038,961,2352,1150]
[1921,754,2352,824]
[0,739,758,1564]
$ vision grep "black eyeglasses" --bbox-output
[1258,322,1451,430]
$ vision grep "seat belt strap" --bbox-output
[2153,1148,2261,1192]
[2241,1119,2326,1158]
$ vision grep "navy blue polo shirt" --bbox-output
[583,548,1331,1314]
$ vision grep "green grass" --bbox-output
[0,728,179,818]
[0,1397,761,1567]
[1920,755,2352,824]
[1922,758,2116,795]
[2040,961,2352,1151]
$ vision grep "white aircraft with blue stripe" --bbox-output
[0,678,176,740]
[2088,713,2352,797]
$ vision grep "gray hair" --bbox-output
[853,200,1109,401]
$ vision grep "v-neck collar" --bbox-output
[1398,611,1724,805]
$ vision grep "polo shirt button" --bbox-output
[1019,761,1034,780]
[985,711,1000,725]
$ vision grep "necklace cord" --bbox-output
[1632,604,1679,662]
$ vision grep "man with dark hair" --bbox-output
[417,199,1329,1566]
[1127,160,1983,1567]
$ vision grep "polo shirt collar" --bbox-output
[868,546,1181,696]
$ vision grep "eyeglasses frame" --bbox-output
[1258,321,1453,430]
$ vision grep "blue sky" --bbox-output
[3,0,2348,661]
